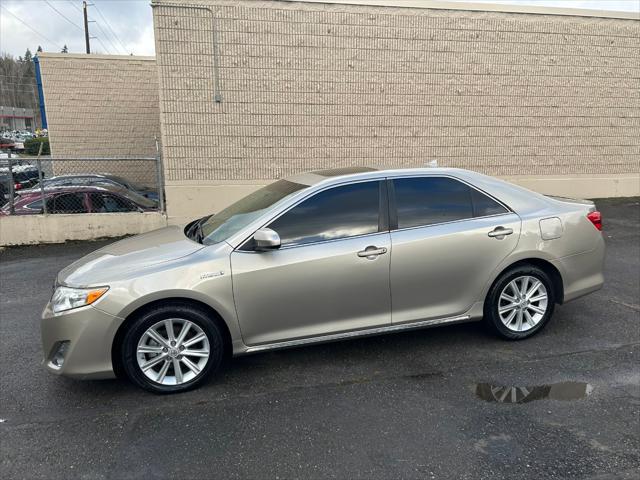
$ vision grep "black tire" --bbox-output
[120,302,224,394]
[484,265,556,340]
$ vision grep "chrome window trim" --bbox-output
[234,230,391,254]
[390,212,516,235]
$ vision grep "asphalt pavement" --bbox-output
[1,198,638,479]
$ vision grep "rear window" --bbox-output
[393,177,473,228]
[470,188,509,217]
[393,177,508,229]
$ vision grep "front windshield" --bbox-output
[200,179,308,245]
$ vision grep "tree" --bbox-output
[61,44,68,53]
[0,52,41,128]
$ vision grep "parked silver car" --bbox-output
[41,168,605,393]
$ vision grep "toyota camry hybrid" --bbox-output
[41,167,605,393]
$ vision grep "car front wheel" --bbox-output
[120,303,224,393]
[485,266,556,340]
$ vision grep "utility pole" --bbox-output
[83,1,91,54]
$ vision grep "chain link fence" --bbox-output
[0,152,165,216]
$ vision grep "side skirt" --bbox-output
[238,314,475,355]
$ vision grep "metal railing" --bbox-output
[1,149,165,216]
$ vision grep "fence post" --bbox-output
[7,151,15,215]
[36,142,47,214]
[155,137,165,214]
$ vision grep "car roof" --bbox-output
[285,167,552,215]
[46,173,114,181]
[19,184,130,196]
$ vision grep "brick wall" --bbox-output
[38,53,161,185]
[152,0,639,184]
[38,53,160,158]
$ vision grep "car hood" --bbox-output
[58,226,204,286]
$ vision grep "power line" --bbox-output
[0,5,64,51]
[90,20,120,54]
[43,0,84,32]
[93,36,112,55]
[67,1,82,14]
[93,2,128,54]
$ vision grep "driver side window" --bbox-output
[266,181,382,247]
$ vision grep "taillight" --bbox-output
[14,183,22,190]
[587,211,602,231]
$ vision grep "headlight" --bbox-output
[51,286,109,313]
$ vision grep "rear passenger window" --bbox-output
[470,188,509,217]
[393,177,473,228]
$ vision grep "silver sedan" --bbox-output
[41,168,605,393]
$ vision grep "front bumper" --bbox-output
[41,303,124,379]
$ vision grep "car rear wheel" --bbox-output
[120,303,224,393]
[484,266,556,340]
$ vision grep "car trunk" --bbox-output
[545,195,596,211]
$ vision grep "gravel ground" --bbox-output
[1,197,638,479]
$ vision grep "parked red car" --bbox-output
[0,185,158,215]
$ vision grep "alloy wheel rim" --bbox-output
[136,319,210,385]
[498,275,548,332]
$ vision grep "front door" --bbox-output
[230,180,391,346]
[389,176,521,324]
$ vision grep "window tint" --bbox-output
[49,193,86,214]
[202,179,308,245]
[91,193,136,213]
[470,188,509,217]
[268,181,381,247]
[393,177,473,228]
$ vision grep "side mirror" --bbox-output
[253,228,281,251]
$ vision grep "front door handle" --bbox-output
[488,227,514,239]
[357,246,388,259]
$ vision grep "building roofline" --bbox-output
[37,53,156,61]
[280,0,640,20]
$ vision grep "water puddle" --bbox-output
[475,381,593,404]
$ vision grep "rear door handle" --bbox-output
[488,227,514,238]
[357,246,388,259]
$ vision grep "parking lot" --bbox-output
[0,198,638,479]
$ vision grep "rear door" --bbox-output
[389,176,521,324]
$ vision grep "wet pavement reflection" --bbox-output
[475,381,593,404]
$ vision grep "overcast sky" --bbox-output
[0,0,638,58]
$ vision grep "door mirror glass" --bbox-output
[253,228,281,251]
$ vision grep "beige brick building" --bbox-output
[38,53,161,185]
[152,0,639,222]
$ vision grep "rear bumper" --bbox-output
[553,234,606,303]
[41,303,122,379]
